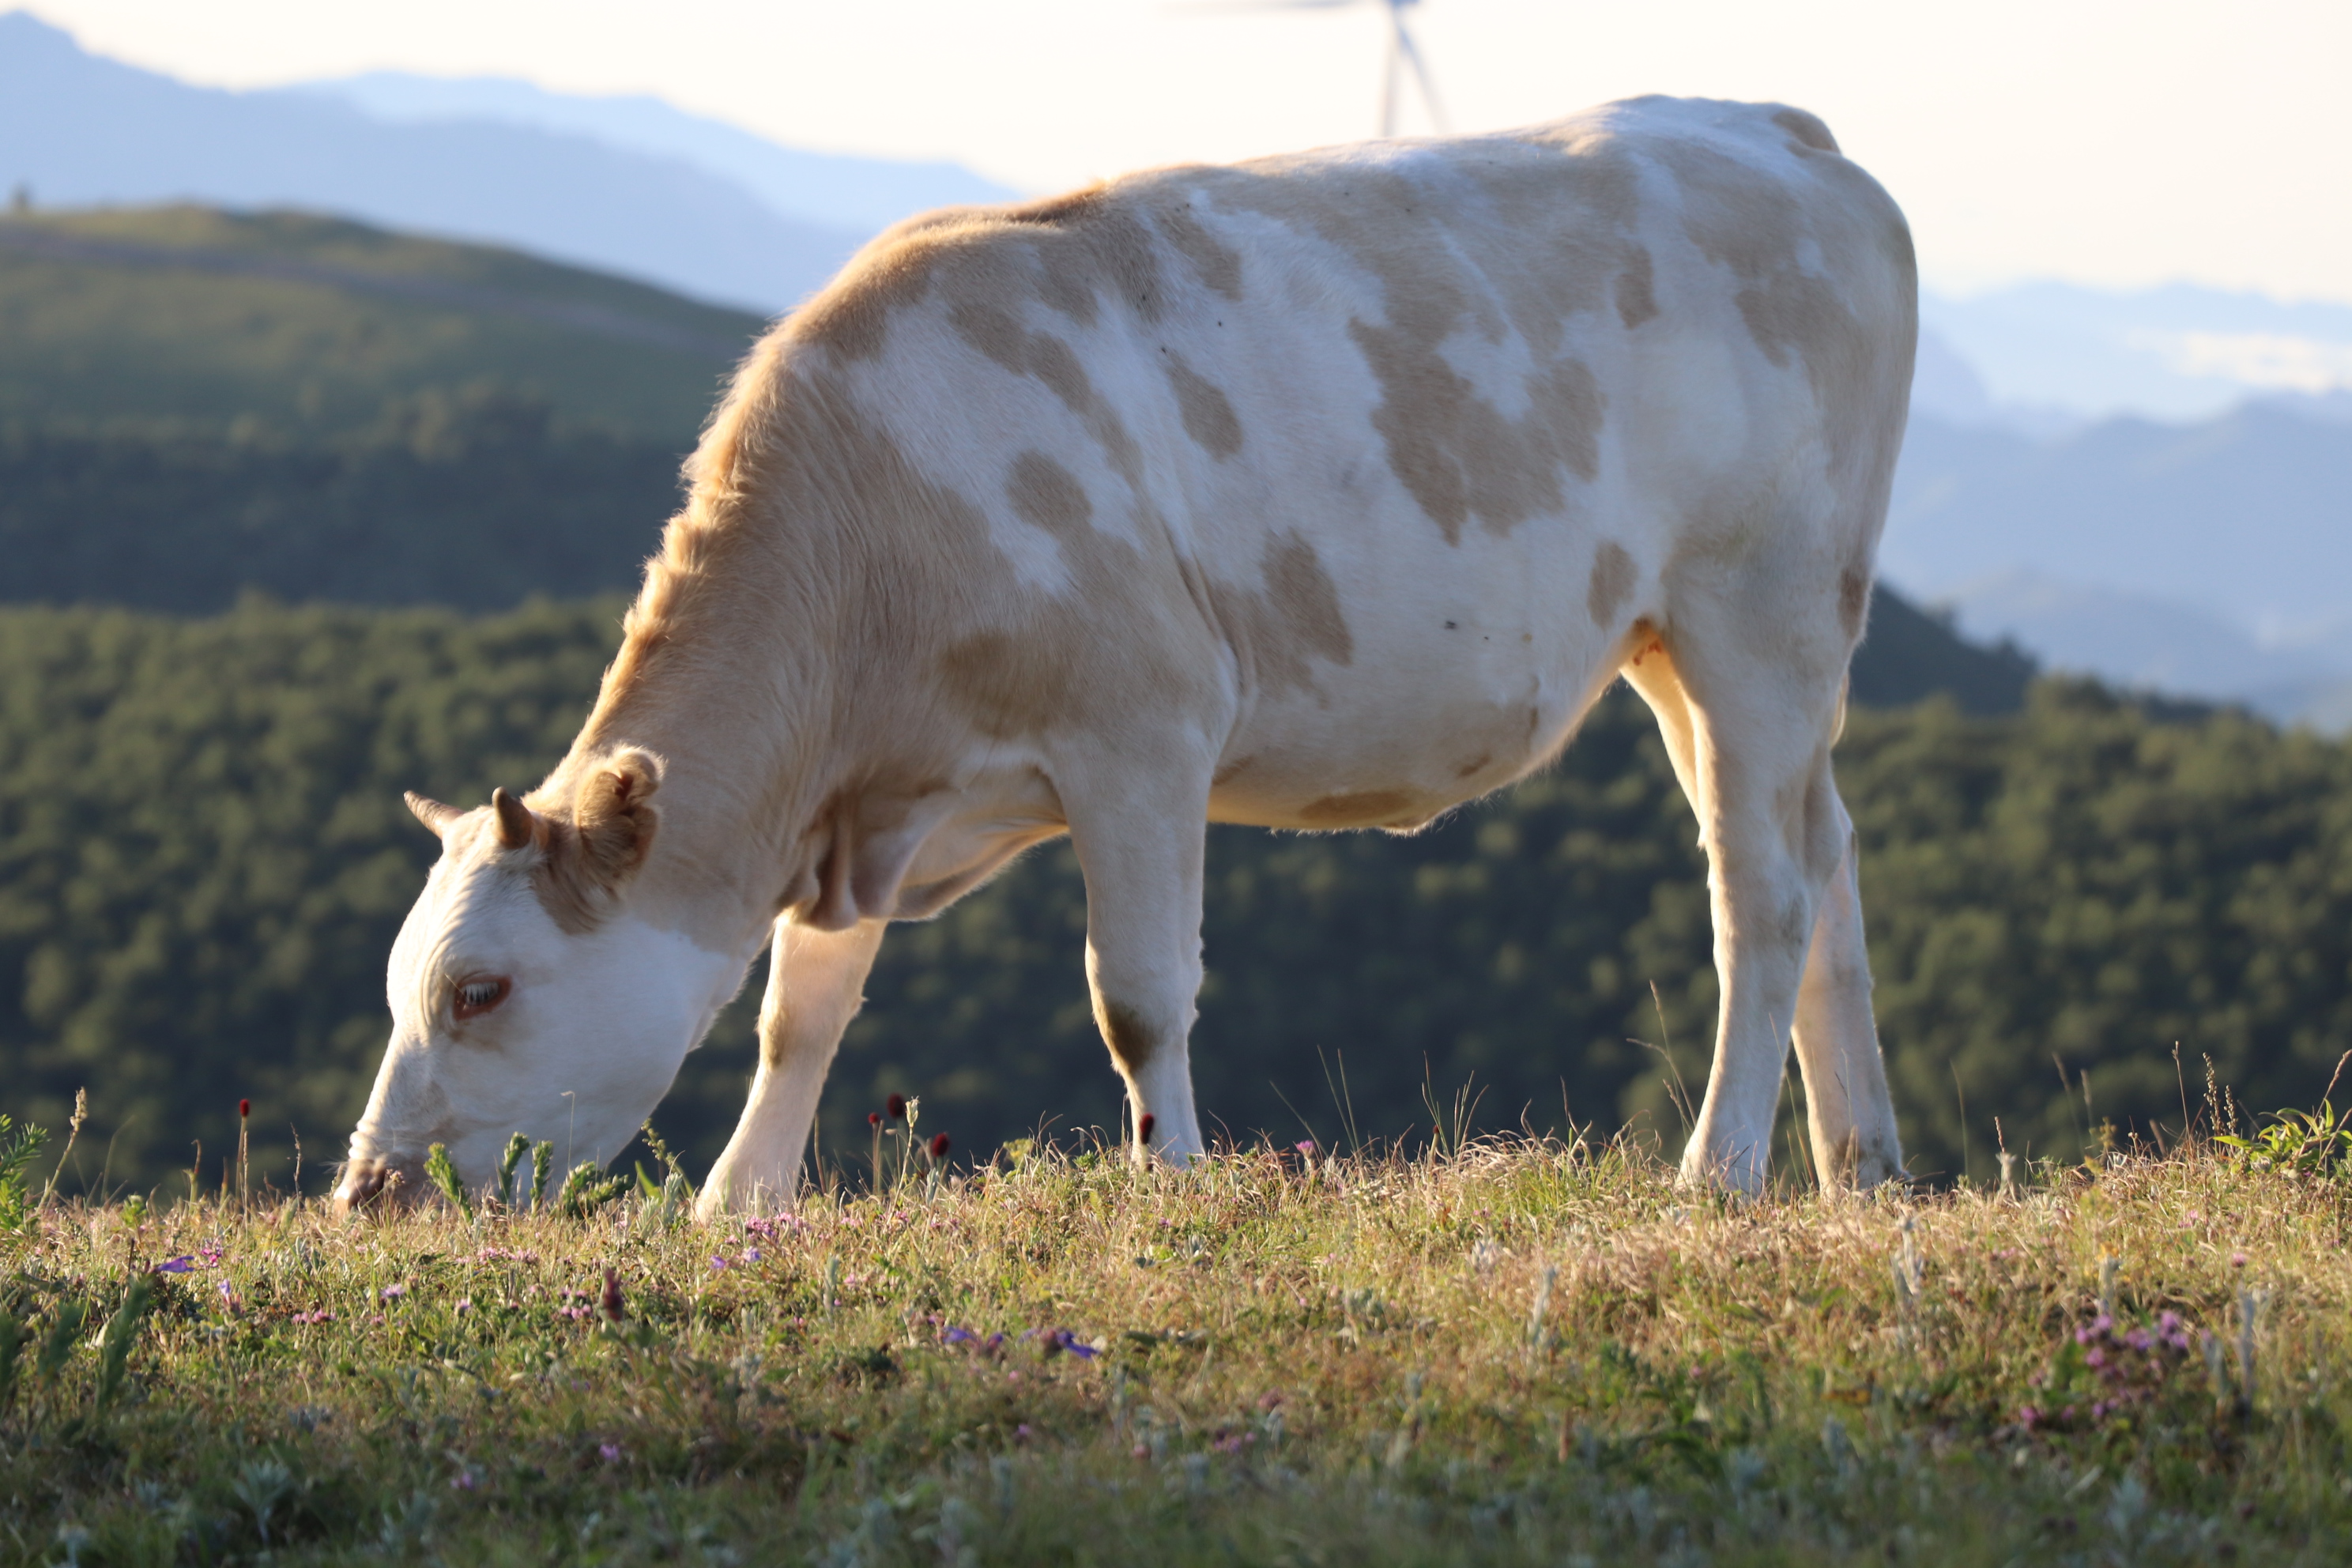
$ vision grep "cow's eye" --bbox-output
[454,976,511,1020]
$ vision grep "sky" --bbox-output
[24,0,2352,303]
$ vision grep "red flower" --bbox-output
[867,1111,882,1128]
[928,1133,952,1161]
[886,1093,907,1121]
[239,1099,251,1119]
[600,1266,625,1324]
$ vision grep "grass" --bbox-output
[2,1122,2348,1566]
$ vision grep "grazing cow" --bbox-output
[335,94,1916,1217]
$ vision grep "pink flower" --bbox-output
[599,1443,623,1464]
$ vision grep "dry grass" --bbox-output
[2,1129,2348,1565]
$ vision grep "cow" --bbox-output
[334,94,1916,1218]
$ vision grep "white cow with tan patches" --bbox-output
[336,95,1916,1216]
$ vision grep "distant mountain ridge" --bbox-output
[293,72,1021,239]
[0,10,896,311]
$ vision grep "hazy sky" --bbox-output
[26,0,2352,302]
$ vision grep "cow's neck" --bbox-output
[541,577,846,961]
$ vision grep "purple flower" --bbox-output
[1015,1423,1034,1442]
[599,1443,623,1464]
[153,1255,195,1275]
[450,1472,477,1491]
[1295,1140,1317,1155]
[943,1325,979,1347]
[198,1245,225,1266]
[708,1255,729,1271]
[379,1283,405,1302]
[2018,1404,2041,1427]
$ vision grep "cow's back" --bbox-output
[720,97,1913,829]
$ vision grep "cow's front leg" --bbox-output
[1062,770,1212,1167]
[697,917,887,1219]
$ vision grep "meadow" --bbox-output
[2,1101,2346,1566]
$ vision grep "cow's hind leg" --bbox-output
[1789,797,1903,1186]
[1622,597,1898,1192]
[1060,762,1212,1167]
[697,918,888,1218]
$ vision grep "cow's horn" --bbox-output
[491,786,537,850]
[405,792,461,836]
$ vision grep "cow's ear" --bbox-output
[571,748,662,888]
[405,792,462,837]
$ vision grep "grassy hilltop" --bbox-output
[2,1121,2347,1565]
[0,205,763,444]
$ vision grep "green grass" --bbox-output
[3,1121,2347,1566]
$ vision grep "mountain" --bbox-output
[1921,281,2352,424]
[1884,405,2352,636]
[292,72,1020,238]
[0,10,865,311]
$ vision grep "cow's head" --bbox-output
[334,751,743,1212]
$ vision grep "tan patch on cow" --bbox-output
[1838,567,1871,640]
[1772,107,1841,155]
[1006,450,1093,536]
[947,302,1145,488]
[1196,144,1644,543]
[1004,183,1171,325]
[1587,541,1637,625]
[937,629,1076,741]
[1656,134,1902,485]
[1151,194,1246,301]
[1350,321,1608,545]
[1299,790,1415,824]
[1212,533,1355,701]
[1212,755,1256,786]
[1615,247,1659,329]
[1097,998,1157,1072]
[1453,753,1493,779]
[1165,355,1244,458]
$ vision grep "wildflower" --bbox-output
[1016,1423,1034,1442]
[1295,1140,1316,1156]
[198,1245,225,1266]
[450,1472,477,1491]
[600,1265,625,1324]
[743,1250,762,1264]
[217,1280,237,1305]
[709,1255,729,1272]
[153,1255,195,1275]
[599,1443,623,1464]
[2232,1251,2248,1268]
[239,1099,250,1120]
[929,1133,952,1161]
[943,1325,979,1348]
[379,1283,405,1302]
[868,1111,882,1128]
[886,1093,907,1121]
[454,1298,473,1314]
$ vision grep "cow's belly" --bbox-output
[1203,507,1632,831]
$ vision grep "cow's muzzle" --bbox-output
[333,1154,424,1216]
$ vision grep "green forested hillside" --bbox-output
[0,205,762,443]
[2,601,2336,1200]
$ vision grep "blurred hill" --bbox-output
[0,203,763,443]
